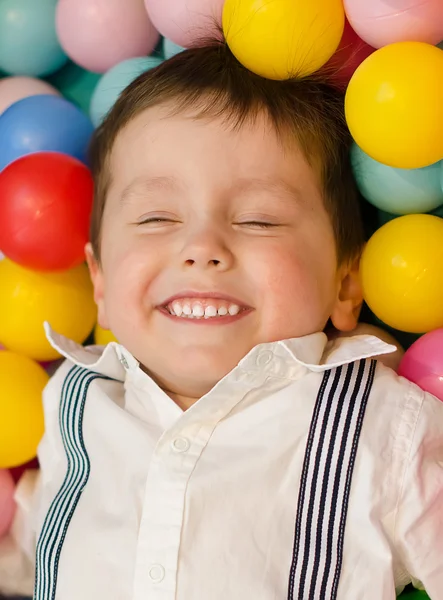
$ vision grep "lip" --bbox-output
[159,290,252,309]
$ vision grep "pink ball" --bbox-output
[56,0,160,73]
[144,0,224,48]
[344,0,443,49]
[398,329,443,401]
[0,77,59,116]
[0,469,16,539]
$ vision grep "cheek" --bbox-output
[102,244,158,313]
[249,243,337,322]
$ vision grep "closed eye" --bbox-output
[236,221,278,229]
[137,217,177,225]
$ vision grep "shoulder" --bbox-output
[365,361,443,448]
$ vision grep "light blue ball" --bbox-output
[0,0,68,77]
[351,144,443,215]
[0,94,94,171]
[163,38,185,60]
[90,56,163,127]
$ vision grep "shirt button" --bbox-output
[171,437,190,453]
[148,564,165,583]
[256,351,273,367]
[119,355,129,369]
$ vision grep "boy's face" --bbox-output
[87,105,361,404]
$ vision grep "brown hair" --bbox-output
[89,41,365,264]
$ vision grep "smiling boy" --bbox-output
[1,43,442,600]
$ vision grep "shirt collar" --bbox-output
[44,322,396,382]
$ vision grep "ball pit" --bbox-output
[399,329,443,402]
[0,351,47,469]
[145,0,225,48]
[0,4,441,598]
[0,152,93,271]
[56,0,160,74]
[90,56,163,127]
[223,0,345,79]
[0,0,68,77]
[0,259,96,362]
[0,76,59,116]
[345,41,443,169]
[0,469,16,538]
[351,145,443,215]
[361,215,443,333]
[344,0,443,49]
[0,94,94,171]
[322,18,374,89]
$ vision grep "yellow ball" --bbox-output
[94,323,118,345]
[345,42,443,169]
[361,215,443,333]
[223,0,344,80]
[0,351,48,468]
[0,260,97,361]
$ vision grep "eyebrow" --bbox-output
[230,177,305,205]
[119,175,305,206]
[120,176,178,204]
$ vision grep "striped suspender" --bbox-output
[288,358,376,600]
[34,366,110,600]
[33,360,375,600]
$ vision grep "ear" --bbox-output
[85,243,110,330]
[330,255,363,332]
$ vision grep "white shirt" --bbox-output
[1,325,443,600]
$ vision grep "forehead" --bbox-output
[107,104,321,197]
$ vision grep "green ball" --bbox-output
[352,143,443,215]
[45,61,101,114]
[398,588,430,599]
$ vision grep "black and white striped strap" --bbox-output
[34,366,110,600]
[288,359,376,600]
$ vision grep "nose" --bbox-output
[180,225,234,271]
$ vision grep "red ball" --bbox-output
[0,152,93,271]
[321,18,375,89]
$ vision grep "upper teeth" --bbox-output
[168,300,241,319]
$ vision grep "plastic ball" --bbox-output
[0,0,68,77]
[361,215,443,333]
[163,39,185,60]
[56,0,160,74]
[9,458,40,484]
[90,56,163,127]
[351,145,443,215]
[94,324,118,345]
[0,152,93,271]
[345,42,443,169]
[322,19,374,89]
[398,329,443,401]
[0,352,48,469]
[344,0,443,49]
[0,94,94,171]
[223,0,345,80]
[145,0,224,48]
[45,61,101,114]
[0,469,16,538]
[0,259,96,362]
[0,77,59,116]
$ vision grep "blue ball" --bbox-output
[0,95,94,171]
[0,0,68,77]
[163,38,185,60]
[351,143,443,215]
[90,56,163,127]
